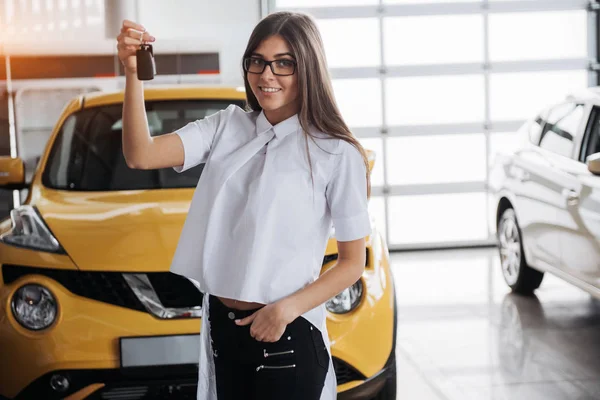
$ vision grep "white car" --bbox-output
[488,86,600,297]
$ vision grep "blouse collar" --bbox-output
[256,110,301,140]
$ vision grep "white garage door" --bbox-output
[269,0,596,250]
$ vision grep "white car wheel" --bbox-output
[498,213,521,286]
[497,208,544,294]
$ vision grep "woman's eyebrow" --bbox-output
[251,52,295,58]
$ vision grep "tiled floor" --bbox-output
[390,247,600,400]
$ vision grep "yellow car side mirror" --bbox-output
[0,156,26,190]
[365,149,375,175]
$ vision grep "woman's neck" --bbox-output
[263,103,300,125]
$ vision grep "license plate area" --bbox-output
[120,334,199,368]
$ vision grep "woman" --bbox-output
[116,11,371,400]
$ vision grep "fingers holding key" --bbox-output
[119,20,155,44]
[120,33,152,46]
[126,29,155,44]
[121,19,145,34]
[116,19,155,73]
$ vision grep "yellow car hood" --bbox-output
[35,189,193,272]
[34,188,340,272]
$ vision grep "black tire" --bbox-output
[372,355,396,400]
[497,208,544,295]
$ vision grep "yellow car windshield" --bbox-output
[42,100,243,191]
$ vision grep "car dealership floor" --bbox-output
[391,248,600,400]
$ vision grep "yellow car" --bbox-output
[0,86,396,400]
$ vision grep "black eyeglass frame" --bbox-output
[243,57,297,76]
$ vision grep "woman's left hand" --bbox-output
[235,300,299,342]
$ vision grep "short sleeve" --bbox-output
[173,105,233,173]
[325,141,372,242]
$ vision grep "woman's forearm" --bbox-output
[281,259,364,319]
[122,70,152,169]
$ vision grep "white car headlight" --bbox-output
[326,279,364,314]
[11,284,58,330]
[0,205,64,253]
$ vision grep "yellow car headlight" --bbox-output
[0,205,65,253]
[326,279,363,314]
[11,284,58,330]
[123,273,203,319]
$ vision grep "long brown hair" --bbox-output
[242,11,371,198]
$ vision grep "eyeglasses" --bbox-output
[243,57,297,76]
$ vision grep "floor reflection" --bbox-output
[390,247,600,400]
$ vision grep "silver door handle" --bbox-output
[562,189,580,206]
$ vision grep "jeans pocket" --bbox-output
[309,324,330,371]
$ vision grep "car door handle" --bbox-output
[562,189,580,206]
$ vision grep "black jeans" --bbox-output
[208,295,329,400]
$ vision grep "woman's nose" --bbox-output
[261,64,276,79]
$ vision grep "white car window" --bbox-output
[539,103,584,158]
[528,113,546,145]
[580,107,600,162]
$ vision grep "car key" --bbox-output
[136,44,156,81]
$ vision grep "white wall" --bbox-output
[1,0,261,85]
[137,0,260,85]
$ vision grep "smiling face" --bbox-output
[246,34,300,125]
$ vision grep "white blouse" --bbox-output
[170,104,371,400]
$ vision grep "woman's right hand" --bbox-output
[116,20,155,74]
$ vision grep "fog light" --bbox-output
[49,373,69,392]
[11,284,58,330]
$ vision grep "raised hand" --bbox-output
[116,19,155,74]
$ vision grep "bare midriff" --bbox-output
[216,296,265,310]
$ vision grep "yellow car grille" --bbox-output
[2,265,204,312]
[333,357,367,384]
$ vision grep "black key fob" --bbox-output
[136,44,156,81]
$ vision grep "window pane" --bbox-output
[538,103,584,158]
[333,79,382,127]
[389,193,488,245]
[384,15,483,65]
[358,138,384,187]
[489,70,588,122]
[489,11,587,62]
[528,114,547,145]
[386,75,485,125]
[278,0,377,6]
[582,110,600,161]
[539,131,573,158]
[368,196,386,241]
[317,18,380,68]
[548,103,584,138]
[387,134,486,185]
